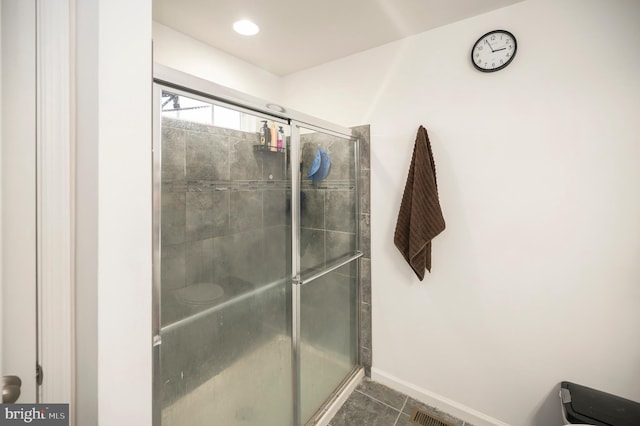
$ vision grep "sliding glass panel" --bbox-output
[298,128,358,278]
[296,127,359,423]
[300,261,359,423]
[157,88,293,426]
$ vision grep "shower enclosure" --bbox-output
[152,66,363,426]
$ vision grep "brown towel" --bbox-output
[394,126,445,281]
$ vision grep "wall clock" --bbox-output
[471,29,517,72]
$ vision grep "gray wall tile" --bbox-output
[186,190,230,241]
[360,257,371,304]
[185,238,215,286]
[326,231,356,263]
[262,225,289,281]
[327,139,355,181]
[300,228,325,272]
[213,229,264,283]
[335,259,357,279]
[262,150,287,181]
[229,190,262,233]
[211,190,231,236]
[263,189,287,227]
[359,214,371,258]
[186,192,215,241]
[360,347,372,377]
[352,125,370,171]
[161,243,186,292]
[230,137,261,180]
[161,126,186,183]
[360,302,371,350]
[186,131,229,181]
[301,189,325,229]
[301,272,354,354]
[161,192,186,246]
[326,190,356,232]
[359,168,370,215]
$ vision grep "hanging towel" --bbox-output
[394,126,445,281]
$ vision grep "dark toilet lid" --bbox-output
[561,381,640,426]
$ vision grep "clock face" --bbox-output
[472,30,517,72]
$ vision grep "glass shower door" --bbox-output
[294,126,360,424]
[154,86,293,426]
[154,77,363,426]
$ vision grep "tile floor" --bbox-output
[328,379,474,426]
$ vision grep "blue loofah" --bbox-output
[307,148,321,178]
[311,148,331,182]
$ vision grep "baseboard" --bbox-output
[371,368,509,426]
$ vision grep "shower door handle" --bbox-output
[2,375,22,403]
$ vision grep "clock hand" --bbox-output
[484,39,495,52]
[494,47,507,52]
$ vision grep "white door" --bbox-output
[0,0,38,403]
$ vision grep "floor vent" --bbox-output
[409,407,454,426]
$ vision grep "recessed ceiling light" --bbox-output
[233,20,259,36]
[266,103,286,113]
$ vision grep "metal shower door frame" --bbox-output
[151,65,361,426]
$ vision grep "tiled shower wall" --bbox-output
[161,117,289,324]
[353,125,371,376]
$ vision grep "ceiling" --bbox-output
[153,0,525,76]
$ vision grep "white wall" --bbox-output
[76,1,99,422]
[76,0,152,424]
[283,1,640,425]
[153,22,283,102]
[98,1,153,423]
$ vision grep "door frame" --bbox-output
[34,0,75,407]
[1,0,75,408]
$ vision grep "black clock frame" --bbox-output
[471,29,517,73]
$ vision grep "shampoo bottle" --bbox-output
[260,121,268,145]
[277,126,284,152]
[270,122,278,152]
